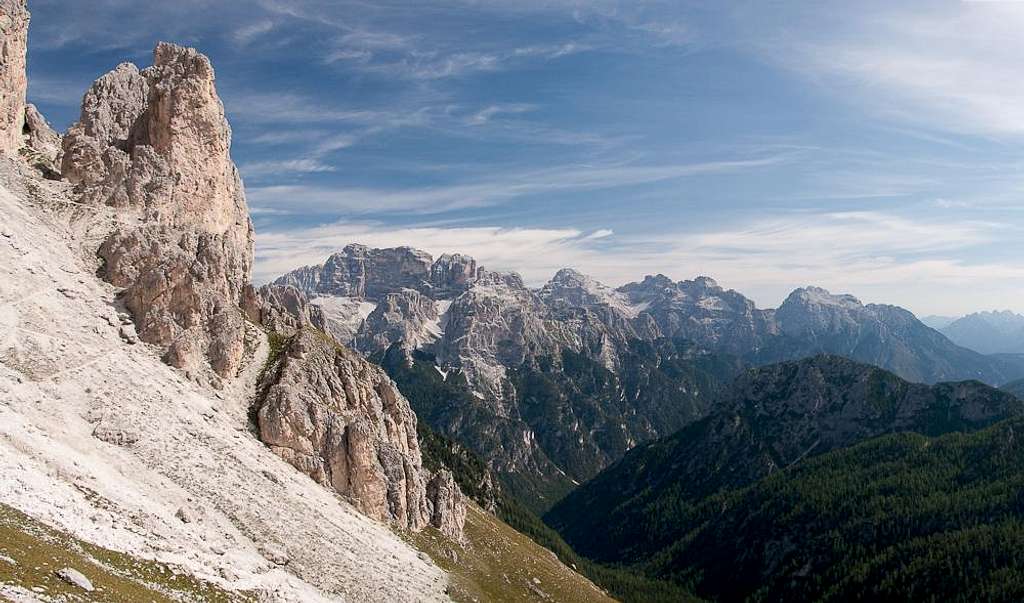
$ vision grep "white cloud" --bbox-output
[763,2,1024,136]
[246,155,786,214]
[465,104,537,126]
[234,20,275,46]
[241,158,336,177]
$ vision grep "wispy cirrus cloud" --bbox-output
[233,20,275,46]
[348,42,591,80]
[757,2,1024,136]
[465,104,537,126]
[246,155,788,214]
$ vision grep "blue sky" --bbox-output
[25,0,1024,315]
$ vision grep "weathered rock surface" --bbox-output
[355,288,440,353]
[243,284,325,336]
[430,253,481,297]
[426,470,466,540]
[64,43,254,381]
[435,271,559,404]
[0,0,28,155]
[277,244,434,299]
[21,104,61,174]
[256,329,465,539]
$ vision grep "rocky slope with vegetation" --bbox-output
[546,355,1023,565]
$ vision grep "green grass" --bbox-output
[0,502,254,602]
[408,503,619,603]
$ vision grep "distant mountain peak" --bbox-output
[940,309,1024,355]
[785,286,863,308]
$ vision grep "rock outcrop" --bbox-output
[0,0,28,154]
[243,284,326,336]
[430,253,481,297]
[22,103,61,174]
[355,288,441,353]
[276,244,434,299]
[256,330,465,539]
[63,43,254,381]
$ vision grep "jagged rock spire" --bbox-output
[64,42,254,382]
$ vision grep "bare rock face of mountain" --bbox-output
[243,284,326,336]
[63,43,254,381]
[277,244,434,299]
[0,0,28,155]
[619,274,777,356]
[355,288,441,353]
[256,329,465,539]
[430,253,482,297]
[436,271,560,403]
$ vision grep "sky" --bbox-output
[24,0,1024,316]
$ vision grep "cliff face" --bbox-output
[62,44,254,382]
[0,0,28,155]
[256,329,465,539]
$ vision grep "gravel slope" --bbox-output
[0,159,451,602]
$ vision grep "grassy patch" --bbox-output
[0,502,254,602]
[408,503,618,603]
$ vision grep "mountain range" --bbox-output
[273,245,1024,508]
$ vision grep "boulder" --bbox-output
[55,567,94,592]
